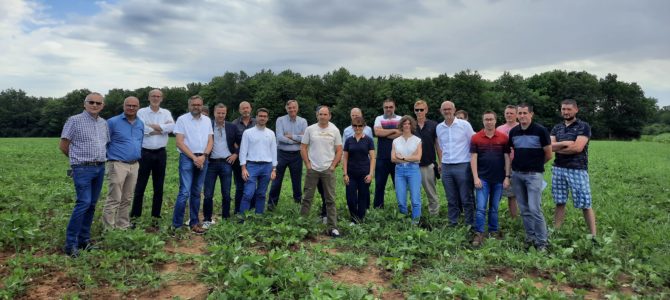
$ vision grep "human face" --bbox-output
[440,102,455,120]
[189,99,203,116]
[286,101,298,118]
[239,102,251,118]
[382,101,395,117]
[256,111,269,127]
[517,107,533,126]
[401,119,412,134]
[317,107,331,125]
[84,94,105,116]
[456,112,467,120]
[148,91,163,107]
[123,98,140,118]
[482,113,496,131]
[214,107,227,124]
[350,109,362,120]
[504,108,517,123]
[414,103,427,119]
[352,122,365,135]
[561,104,578,122]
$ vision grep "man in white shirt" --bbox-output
[436,101,475,227]
[238,108,277,215]
[300,106,343,237]
[132,89,175,224]
[172,95,213,234]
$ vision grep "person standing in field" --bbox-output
[131,89,175,226]
[267,100,307,210]
[300,106,343,237]
[373,98,402,209]
[391,115,423,223]
[202,104,239,228]
[172,95,213,235]
[59,92,109,257]
[238,108,277,215]
[413,100,441,216]
[102,96,144,230]
[342,116,375,224]
[497,104,519,219]
[342,107,374,141]
[507,103,552,252]
[436,101,476,227]
[232,101,256,213]
[550,99,597,238]
[456,110,469,122]
[470,111,511,247]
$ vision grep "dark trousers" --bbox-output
[268,150,303,209]
[131,148,167,219]
[373,158,395,208]
[441,162,475,226]
[203,160,233,220]
[232,159,255,213]
[346,173,370,223]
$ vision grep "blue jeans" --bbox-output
[239,162,272,215]
[345,172,370,223]
[203,159,233,220]
[512,172,548,247]
[441,163,474,226]
[173,153,208,228]
[65,164,105,250]
[474,179,503,233]
[395,163,422,220]
[268,150,302,208]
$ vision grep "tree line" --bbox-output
[1,68,667,139]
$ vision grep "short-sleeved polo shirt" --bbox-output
[470,130,510,183]
[551,119,591,170]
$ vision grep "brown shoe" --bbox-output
[472,232,485,248]
[191,224,206,235]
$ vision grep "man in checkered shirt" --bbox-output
[550,99,597,238]
[59,92,110,257]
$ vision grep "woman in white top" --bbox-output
[391,115,423,222]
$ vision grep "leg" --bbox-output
[455,164,475,226]
[373,159,391,208]
[408,165,422,221]
[474,179,489,233]
[253,163,272,214]
[567,168,596,236]
[583,208,597,236]
[345,174,358,222]
[359,177,371,221]
[268,150,289,209]
[322,169,338,231]
[300,169,319,216]
[151,149,167,218]
[66,165,99,250]
[512,173,535,244]
[232,160,244,214]
[102,161,123,229]
[117,163,138,229]
[240,163,258,215]
[189,161,208,226]
[488,182,503,233]
[441,164,460,226]
[395,166,408,215]
[551,166,569,229]
[221,162,233,218]
[317,179,326,217]
[420,164,440,215]
[173,154,193,228]
[288,152,303,203]
[526,173,548,247]
[203,161,219,222]
[131,150,152,218]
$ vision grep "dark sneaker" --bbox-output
[536,245,548,253]
[191,224,207,235]
[64,246,79,258]
[472,232,485,248]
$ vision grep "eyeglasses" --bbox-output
[383,106,394,109]
[414,108,425,112]
[352,124,364,128]
[87,101,103,106]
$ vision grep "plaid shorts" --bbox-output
[551,166,592,209]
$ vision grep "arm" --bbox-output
[555,136,588,154]
[407,142,422,162]
[275,118,293,144]
[342,151,349,185]
[300,143,311,170]
[503,153,511,189]
[435,137,443,172]
[176,133,196,161]
[330,145,343,170]
[471,153,481,189]
[59,139,70,157]
[543,145,553,163]
[374,126,401,138]
[159,112,175,134]
[366,150,376,183]
[391,143,401,163]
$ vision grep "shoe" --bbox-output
[64,246,79,258]
[78,241,99,251]
[329,229,341,237]
[472,232,484,248]
[191,224,207,235]
[349,222,356,226]
[536,244,548,253]
[322,216,328,224]
[202,221,214,229]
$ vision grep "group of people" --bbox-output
[59,89,596,257]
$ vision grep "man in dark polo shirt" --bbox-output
[232,101,256,213]
[413,99,440,215]
[550,99,597,238]
[507,103,552,252]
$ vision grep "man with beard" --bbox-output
[232,101,256,213]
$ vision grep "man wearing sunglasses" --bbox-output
[59,92,110,257]
[413,100,441,216]
[373,98,402,209]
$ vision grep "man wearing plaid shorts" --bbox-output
[550,99,596,237]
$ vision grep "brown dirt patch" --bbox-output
[164,235,207,255]
[477,267,515,286]
[157,261,196,274]
[19,271,79,300]
[327,257,403,299]
[133,281,209,300]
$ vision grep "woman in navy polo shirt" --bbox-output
[342,117,376,224]
[391,115,423,223]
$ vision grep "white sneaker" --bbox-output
[349,222,356,226]
[330,229,341,237]
[202,221,213,229]
[322,217,327,224]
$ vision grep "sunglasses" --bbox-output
[87,101,103,106]
[352,124,364,128]
[414,108,425,112]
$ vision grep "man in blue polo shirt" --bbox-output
[551,99,597,238]
[507,103,552,252]
[102,96,144,230]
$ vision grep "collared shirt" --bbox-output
[470,130,510,183]
[137,107,174,149]
[508,122,551,173]
[344,135,375,176]
[212,122,232,159]
[393,135,422,159]
[497,122,518,160]
[174,113,213,153]
[61,111,109,165]
[275,114,307,151]
[239,126,277,166]
[107,113,144,161]
[551,119,591,170]
[374,114,402,160]
[303,122,343,172]
[436,118,475,164]
[342,125,373,142]
[233,116,256,133]
[414,119,438,166]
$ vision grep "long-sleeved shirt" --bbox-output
[275,114,307,151]
[239,126,278,166]
[136,107,174,149]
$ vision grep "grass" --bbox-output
[0,138,668,299]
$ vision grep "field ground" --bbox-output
[0,138,669,299]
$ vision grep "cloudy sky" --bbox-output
[2,0,669,106]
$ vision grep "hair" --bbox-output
[188,95,203,105]
[84,92,103,103]
[414,99,427,107]
[352,116,366,126]
[256,108,269,116]
[316,105,331,115]
[482,110,497,118]
[517,103,534,113]
[201,105,209,113]
[148,89,162,97]
[383,98,395,105]
[456,110,469,119]
[286,99,298,107]
[505,104,517,110]
[214,103,227,110]
[561,99,578,107]
[397,115,417,133]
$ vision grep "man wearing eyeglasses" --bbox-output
[373,98,402,208]
[59,92,110,257]
[102,96,144,230]
[413,100,441,215]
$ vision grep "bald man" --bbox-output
[342,107,373,141]
[232,101,256,213]
[102,96,144,230]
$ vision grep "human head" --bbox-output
[352,116,366,134]
[398,115,417,134]
[516,103,534,127]
[123,96,140,118]
[316,105,331,125]
[148,89,163,107]
[414,100,428,120]
[350,107,363,121]
[239,101,252,118]
[285,99,299,118]
[440,100,456,121]
[214,103,227,124]
[201,105,209,117]
[83,92,105,116]
[504,105,518,124]
[188,95,204,117]
[382,98,396,117]
[560,99,579,121]
[256,108,269,127]
[456,110,468,121]
[482,110,497,131]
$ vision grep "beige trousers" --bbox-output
[102,161,139,229]
[300,168,338,230]
[420,164,440,215]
